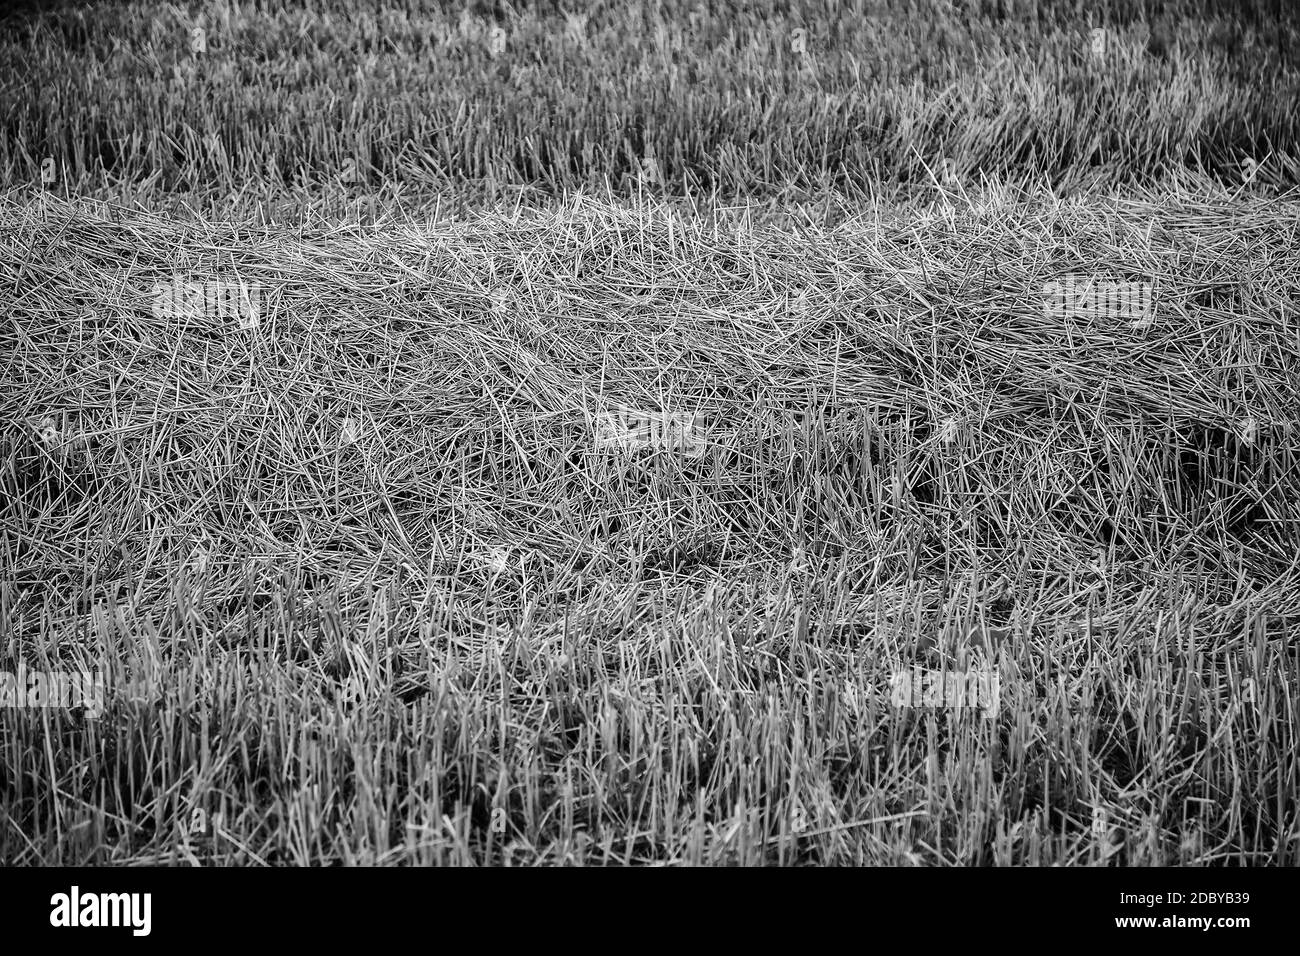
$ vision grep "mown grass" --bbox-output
[2,179,1297,864]
[2,0,1299,205]
[2,0,1297,867]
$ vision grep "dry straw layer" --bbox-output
[1,180,1298,864]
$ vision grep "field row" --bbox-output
[4,0,1298,199]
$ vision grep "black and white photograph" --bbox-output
[0,0,1295,931]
